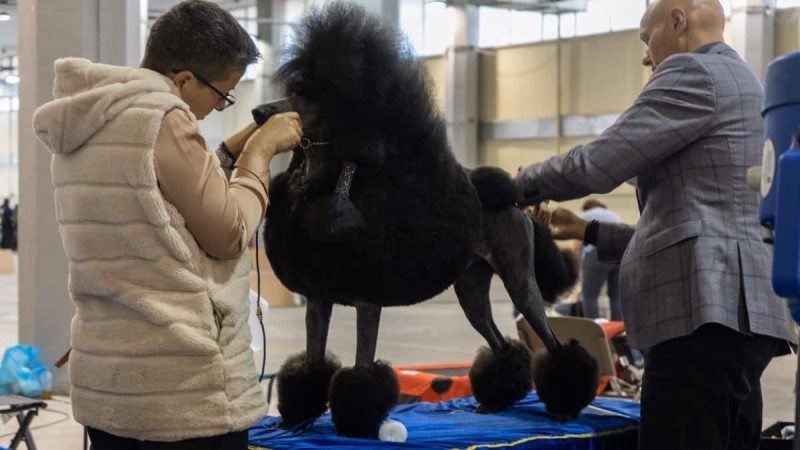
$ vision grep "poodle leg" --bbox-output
[455,257,535,413]
[486,209,599,420]
[329,302,399,438]
[307,298,333,362]
[355,301,381,366]
[484,209,559,352]
[277,299,341,428]
[454,257,506,353]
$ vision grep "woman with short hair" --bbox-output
[33,2,303,448]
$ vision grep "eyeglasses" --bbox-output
[174,69,236,111]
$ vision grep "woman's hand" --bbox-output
[528,201,552,225]
[243,112,303,159]
[221,122,259,158]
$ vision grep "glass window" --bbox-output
[414,0,660,53]
[558,13,576,38]
[400,0,425,54]
[422,2,454,56]
[245,6,257,36]
[511,10,544,44]
[279,0,307,61]
[575,0,612,36]
[230,6,258,37]
[721,0,733,16]
[228,6,259,80]
[480,7,511,48]
[776,0,800,8]
[609,0,645,31]
[730,0,780,9]
[284,0,306,28]
[241,34,260,81]
[542,14,560,40]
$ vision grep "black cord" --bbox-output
[266,373,278,405]
[259,319,267,383]
[255,230,267,383]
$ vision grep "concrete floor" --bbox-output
[0,263,797,449]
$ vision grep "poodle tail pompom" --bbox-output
[470,167,516,212]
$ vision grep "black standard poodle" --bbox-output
[255,1,599,439]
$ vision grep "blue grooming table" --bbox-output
[248,392,640,450]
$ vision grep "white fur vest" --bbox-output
[32,58,266,441]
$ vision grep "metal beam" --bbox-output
[448,0,588,13]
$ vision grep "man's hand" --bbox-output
[549,207,589,241]
[243,112,303,159]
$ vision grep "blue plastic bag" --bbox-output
[0,345,51,398]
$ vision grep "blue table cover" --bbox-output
[249,392,640,450]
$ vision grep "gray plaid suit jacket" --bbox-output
[517,43,792,349]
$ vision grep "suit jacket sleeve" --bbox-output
[595,222,635,264]
[516,53,718,204]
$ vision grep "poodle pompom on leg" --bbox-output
[532,339,599,421]
[469,339,535,413]
[277,351,342,428]
[328,361,400,438]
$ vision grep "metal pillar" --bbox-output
[444,0,479,168]
[730,0,775,82]
[18,0,142,394]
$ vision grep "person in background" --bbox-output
[0,198,12,250]
[10,202,16,251]
[33,1,303,449]
[579,199,622,321]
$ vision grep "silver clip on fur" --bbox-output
[335,162,357,198]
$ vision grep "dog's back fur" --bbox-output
[265,2,576,306]
[267,2,481,306]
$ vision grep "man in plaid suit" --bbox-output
[516,0,793,448]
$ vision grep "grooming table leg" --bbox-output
[9,410,38,450]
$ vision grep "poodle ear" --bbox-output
[302,160,366,242]
[303,194,366,243]
[332,131,387,167]
[531,218,578,303]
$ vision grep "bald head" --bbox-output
[646,0,725,35]
[639,0,725,69]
